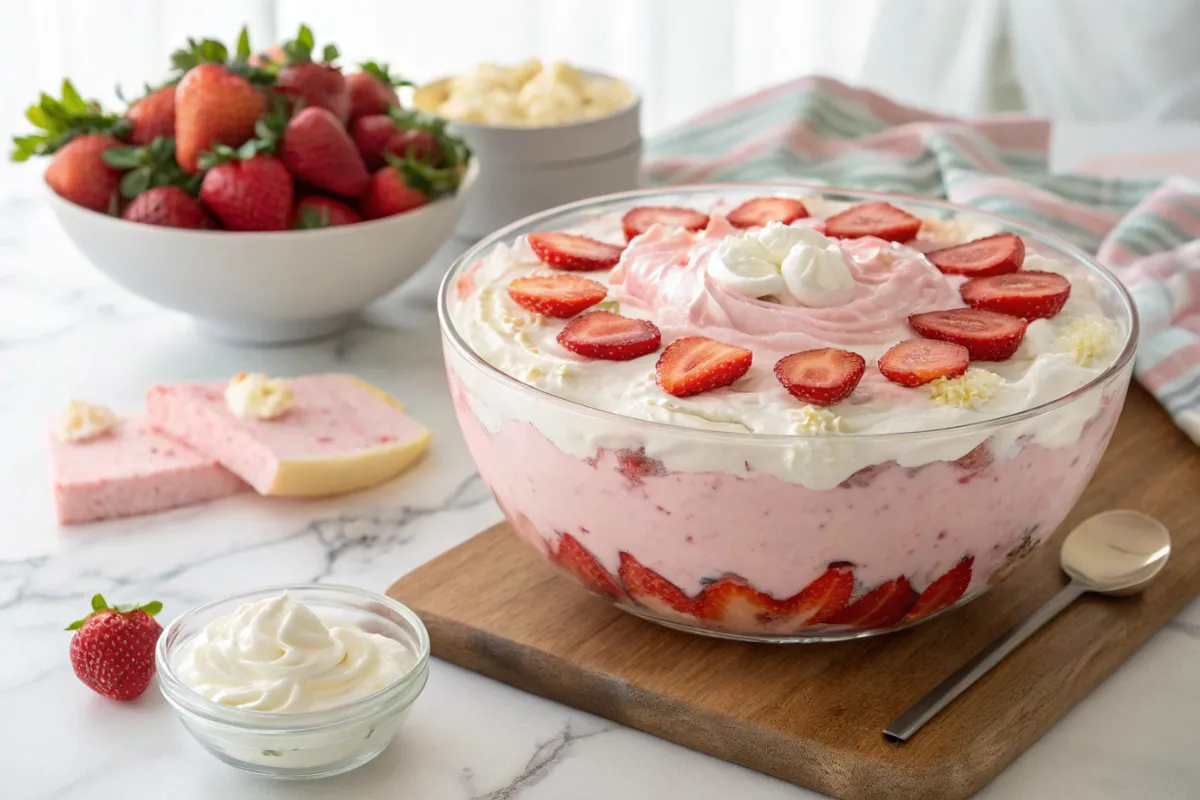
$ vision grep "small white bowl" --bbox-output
[156,584,430,781]
[47,161,478,345]
[417,73,641,239]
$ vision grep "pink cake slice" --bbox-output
[145,374,431,497]
[49,415,247,525]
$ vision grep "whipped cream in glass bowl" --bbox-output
[439,184,1138,643]
[156,585,429,779]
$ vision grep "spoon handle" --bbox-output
[884,580,1088,743]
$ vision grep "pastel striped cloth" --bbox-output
[643,76,1200,445]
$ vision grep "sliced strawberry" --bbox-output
[655,336,753,398]
[690,576,775,627]
[823,202,921,242]
[839,462,895,489]
[619,552,694,615]
[909,308,1027,362]
[507,275,608,318]
[621,206,709,241]
[927,233,1024,277]
[774,348,865,406]
[827,577,918,628]
[557,311,661,360]
[552,533,623,600]
[774,565,855,626]
[726,197,808,229]
[691,566,853,630]
[529,232,624,271]
[878,339,970,388]
[904,557,974,622]
[960,271,1071,320]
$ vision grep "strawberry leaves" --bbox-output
[281,24,339,66]
[169,26,276,85]
[360,61,413,88]
[10,80,131,162]
[66,593,162,630]
[103,137,201,198]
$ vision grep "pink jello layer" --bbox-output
[49,415,246,525]
[451,375,1125,632]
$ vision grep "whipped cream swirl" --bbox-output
[175,592,414,713]
[708,223,855,307]
[55,400,118,442]
[225,373,293,421]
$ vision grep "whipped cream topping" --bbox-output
[447,194,1129,488]
[175,592,414,713]
[225,373,293,421]
[54,400,118,442]
[709,224,855,307]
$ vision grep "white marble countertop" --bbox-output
[3,124,1200,799]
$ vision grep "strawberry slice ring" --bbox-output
[556,310,662,361]
[726,197,809,229]
[529,232,625,272]
[960,271,1071,320]
[774,348,866,407]
[909,308,1028,362]
[655,336,754,398]
[823,201,921,242]
[621,206,710,242]
[878,339,970,388]
[926,233,1025,277]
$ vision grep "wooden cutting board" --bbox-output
[388,384,1200,800]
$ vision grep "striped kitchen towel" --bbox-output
[644,76,1200,445]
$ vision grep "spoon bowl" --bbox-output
[1060,509,1171,595]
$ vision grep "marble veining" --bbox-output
[4,131,1200,798]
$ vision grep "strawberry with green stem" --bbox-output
[347,61,411,120]
[67,594,163,701]
[274,25,350,123]
[199,144,294,231]
[10,79,131,162]
[292,195,361,228]
[102,137,201,201]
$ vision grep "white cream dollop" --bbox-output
[175,592,415,713]
[708,223,855,307]
[928,368,1005,409]
[225,373,293,420]
[54,400,118,442]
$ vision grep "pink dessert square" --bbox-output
[144,374,431,497]
[49,414,247,525]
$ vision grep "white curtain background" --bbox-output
[3,0,1200,195]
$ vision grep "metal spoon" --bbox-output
[884,509,1170,743]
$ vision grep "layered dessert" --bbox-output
[48,401,246,524]
[443,190,1133,639]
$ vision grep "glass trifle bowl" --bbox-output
[438,184,1137,642]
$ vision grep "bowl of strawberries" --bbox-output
[14,26,475,344]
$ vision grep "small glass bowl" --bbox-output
[156,584,430,780]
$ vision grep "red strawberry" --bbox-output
[124,86,175,146]
[122,186,213,229]
[292,194,362,228]
[359,163,428,219]
[904,557,974,622]
[621,206,710,241]
[385,128,441,166]
[909,308,1028,362]
[878,339,970,388]
[44,134,122,213]
[347,71,399,120]
[693,566,853,629]
[827,577,918,628]
[174,63,266,173]
[552,533,623,600]
[619,552,694,615]
[927,233,1025,277]
[960,271,1071,320]
[774,348,865,406]
[275,62,350,124]
[280,106,370,197]
[199,153,294,231]
[529,232,624,271]
[690,577,775,626]
[350,115,399,170]
[557,310,662,360]
[655,336,753,398]
[726,197,808,229]
[66,594,163,701]
[774,565,854,625]
[507,275,608,318]
[824,201,921,242]
[615,447,666,485]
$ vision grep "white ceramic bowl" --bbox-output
[417,72,641,239]
[47,161,478,345]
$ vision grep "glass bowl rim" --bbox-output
[438,181,1139,445]
[155,583,430,729]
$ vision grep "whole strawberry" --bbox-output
[67,594,163,701]
[200,149,294,231]
[45,134,123,213]
[123,186,213,229]
[346,61,404,120]
[281,106,369,197]
[292,195,362,228]
[360,160,429,220]
[125,85,176,146]
[351,114,399,170]
[274,26,349,123]
[175,63,265,173]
